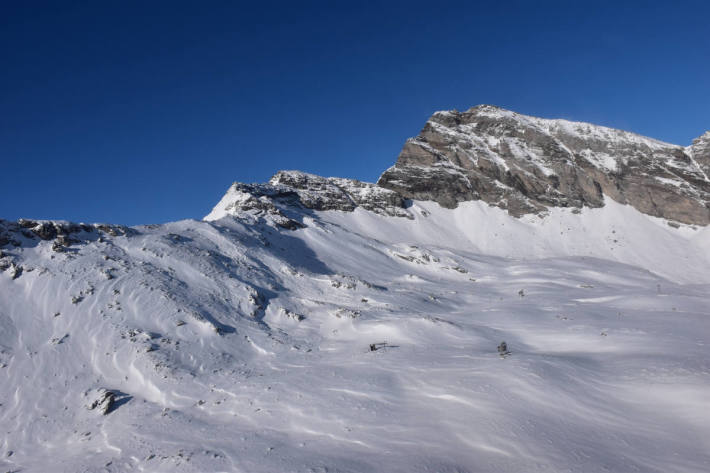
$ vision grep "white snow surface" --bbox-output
[1,199,709,472]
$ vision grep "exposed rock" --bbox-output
[0,219,135,255]
[279,308,305,321]
[0,259,12,273]
[18,218,37,229]
[94,224,133,237]
[32,222,58,240]
[15,220,90,240]
[205,182,306,229]
[86,388,116,415]
[334,308,360,319]
[378,105,710,225]
[205,171,412,224]
[205,107,710,227]
[269,171,411,218]
[690,131,710,178]
[54,235,78,248]
[50,333,69,345]
[9,263,22,280]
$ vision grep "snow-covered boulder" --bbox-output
[86,388,116,415]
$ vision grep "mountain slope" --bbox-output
[1,191,709,472]
[1,107,709,472]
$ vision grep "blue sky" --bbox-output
[2,1,708,225]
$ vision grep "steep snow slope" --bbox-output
[1,196,709,472]
[322,199,710,284]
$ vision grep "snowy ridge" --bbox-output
[1,189,710,472]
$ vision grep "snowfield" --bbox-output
[0,199,709,472]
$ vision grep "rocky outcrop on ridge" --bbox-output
[378,105,710,225]
[690,131,710,178]
[205,106,709,227]
[6,108,708,234]
[0,219,134,277]
[205,171,412,225]
[0,219,132,249]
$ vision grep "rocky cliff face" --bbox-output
[378,105,710,225]
[206,106,709,227]
[690,131,710,178]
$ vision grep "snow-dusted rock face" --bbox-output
[205,170,411,225]
[206,108,710,227]
[269,171,408,216]
[0,218,132,254]
[690,131,710,178]
[378,105,710,225]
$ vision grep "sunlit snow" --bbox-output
[0,199,708,472]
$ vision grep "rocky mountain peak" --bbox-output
[378,106,710,225]
[207,107,709,227]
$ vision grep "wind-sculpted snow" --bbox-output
[1,196,709,472]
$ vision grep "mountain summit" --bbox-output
[378,105,710,224]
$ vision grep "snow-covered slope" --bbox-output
[1,180,709,472]
[2,106,709,472]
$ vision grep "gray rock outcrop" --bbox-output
[205,170,412,225]
[378,105,710,225]
[0,219,132,250]
[690,131,710,178]
[269,171,409,216]
[87,388,116,415]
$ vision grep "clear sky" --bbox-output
[2,1,708,225]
